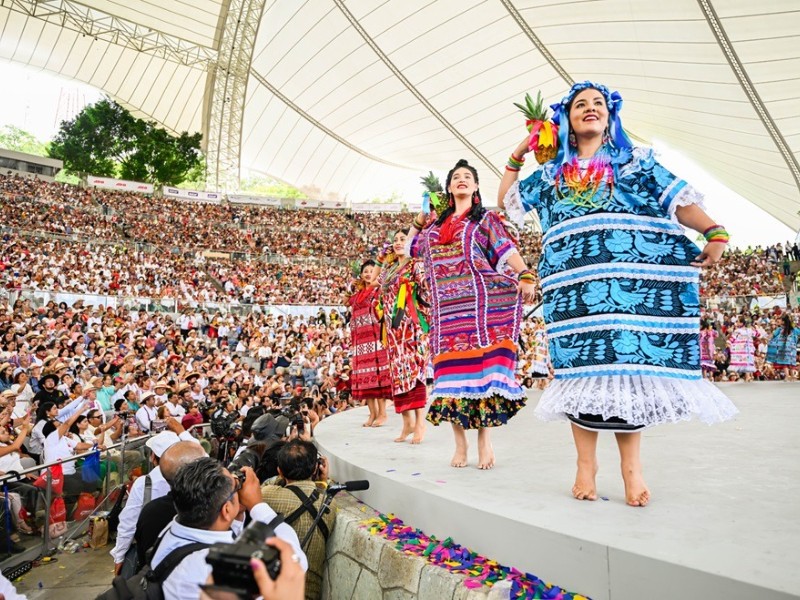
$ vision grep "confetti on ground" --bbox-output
[361,513,590,600]
[600,497,609,501]
[435,480,447,484]
[411,472,421,476]
[386,469,396,473]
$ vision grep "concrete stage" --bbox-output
[315,382,800,600]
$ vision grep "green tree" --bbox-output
[49,98,203,186]
[0,125,48,156]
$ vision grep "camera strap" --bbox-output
[284,486,329,542]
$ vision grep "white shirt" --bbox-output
[135,405,158,432]
[43,430,78,475]
[0,445,25,473]
[0,573,26,600]
[165,401,186,418]
[109,431,202,563]
[153,503,307,600]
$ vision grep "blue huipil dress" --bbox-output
[504,147,737,431]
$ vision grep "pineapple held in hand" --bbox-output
[514,91,558,164]
[419,171,446,217]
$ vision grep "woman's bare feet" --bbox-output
[572,460,598,500]
[411,423,426,444]
[451,446,468,468]
[621,463,650,507]
[372,416,387,427]
[477,429,495,470]
[450,423,468,467]
[363,417,375,427]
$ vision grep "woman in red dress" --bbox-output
[348,260,391,426]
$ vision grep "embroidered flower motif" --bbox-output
[613,330,639,354]
[581,281,609,306]
[604,230,633,253]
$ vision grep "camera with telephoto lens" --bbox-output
[205,519,281,598]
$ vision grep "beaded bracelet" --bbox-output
[703,225,730,244]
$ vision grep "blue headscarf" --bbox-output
[550,81,633,167]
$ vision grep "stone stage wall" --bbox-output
[321,495,511,600]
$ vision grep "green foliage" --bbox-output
[240,175,307,199]
[0,125,49,156]
[48,98,203,186]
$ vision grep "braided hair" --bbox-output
[435,159,487,226]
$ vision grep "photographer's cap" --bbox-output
[145,431,181,457]
[251,414,290,442]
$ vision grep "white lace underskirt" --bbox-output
[535,374,738,428]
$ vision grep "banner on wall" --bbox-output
[87,176,154,194]
[163,187,222,203]
[228,195,283,207]
[317,199,347,210]
[295,199,321,209]
[351,202,404,213]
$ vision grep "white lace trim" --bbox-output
[534,374,738,428]
[431,387,527,402]
[495,247,519,275]
[501,181,526,229]
[668,184,706,222]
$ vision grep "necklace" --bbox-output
[555,149,614,209]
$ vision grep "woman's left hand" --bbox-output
[518,281,538,304]
[691,242,726,267]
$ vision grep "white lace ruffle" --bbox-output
[534,374,738,428]
[431,387,527,402]
[501,181,526,229]
[668,184,707,222]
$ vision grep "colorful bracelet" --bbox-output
[703,225,730,244]
[507,153,525,170]
[518,269,535,282]
[505,165,520,173]
[412,216,425,230]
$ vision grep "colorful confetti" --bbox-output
[361,513,590,600]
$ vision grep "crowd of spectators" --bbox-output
[1,172,798,311]
[699,304,800,382]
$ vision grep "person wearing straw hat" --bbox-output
[135,392,158,434]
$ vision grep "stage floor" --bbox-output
[315,382,800,600]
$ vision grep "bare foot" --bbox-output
[621,463,650,507]
[477,439,495,470]
[411,423,426,444]
[450,439,468,467]
[572,461,598,501]
[363,418,375,427]
[372,416,387,427]
[394,428,412,443]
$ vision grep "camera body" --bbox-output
[205,520,281,598]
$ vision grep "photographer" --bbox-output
[260,440,335,600]
[153,457,307,599]
[110,421,201,576]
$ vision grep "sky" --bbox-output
[0,60,796,249]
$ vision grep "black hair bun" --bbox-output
[454,159,470,168]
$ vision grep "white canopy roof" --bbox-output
[1,0,798,229]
